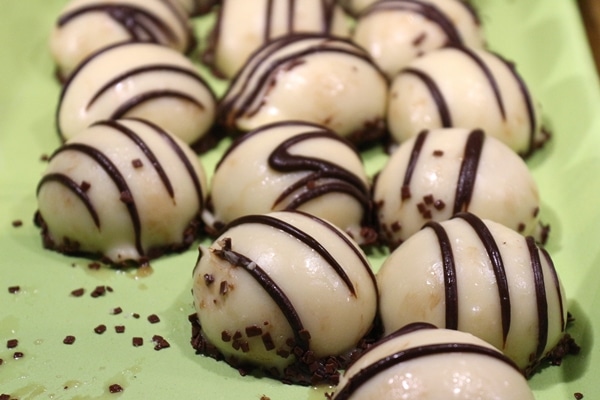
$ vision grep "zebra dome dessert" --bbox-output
[373,128,543,248]
[50,0,195,82]
[191,211,378,385]
[203,0,351,79]
[218,33,388,146]
[56,42,217,152]
[332,323,535,400]
[387,45,549,157]
[35,118,207,265]
[376,213,567,374]
[206,121,375,244]
[352,0,485,79]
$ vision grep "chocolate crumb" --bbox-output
[260,396,271,400]
[80,181,91,192]
[432,150,444,157]
[423,194,434,205]
[112,307,123,315]
[115,326,125,334]
[11,220,22,228]
[40,153,50,161]
[245,325,262,337]
[203,273,215,286]
[13,352,24,360]
[120,191,133,204]
[147,314,160,324]
[401,185,411,200]
[0,359,3,366]
[94,324,107,334]
[434,200,446,210]
[106,286,114,292]
[262,332,275,351]
[8,286,20,294]
[152,335,170,351]
[574,393,584,400]
[70,288,85,297]
[132,159,143,168]
[7,339,18,349]
[132,337,144,347]
[109,384,123,393]
[63,335,76,345]
[219,280,229,295]
[132,313,140,319]
[221,331,232,342]
[0,394,10,400]
[517,223,526,232]
[88,262,101,270]
[91,286,107,297]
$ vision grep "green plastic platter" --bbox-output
[0,0,597,398]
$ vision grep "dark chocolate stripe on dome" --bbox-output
[355,322,438,360]
[57,4,178,45]
[130,118,204,210]
[526,236,549,361]
[212,237,308,349]
[423,221,458,329]
[269,131,369,212]
[540,246,565,330]
[362,0,463,45]
[453,129,484,214]
[455,212,510,344]
[94,120,174,198]
[51,143,144,255]
[333,342,521,400]
[264,0,275,41]
[450,45,506,120]
[36,173,100,229]
[401,129,428,200]
[109,90,205,120]
[401,68,452,127]
[320,0,337,33]
[86,65,210,111]
[225,213,356,296]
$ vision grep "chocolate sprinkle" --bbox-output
[80,181,91,191]
[152,335,170,350]
[94,324,107,334]
[574,393,584,399]
[11,220,22,227]
[132,337,144,347]
[71,288,85,297]
[8,286,20,294]
[63,335,76,345]
[115,326,125,333]
[147,314,160,324]
[91,286,106,297]
[13,352,23,360]
[108,384,123,393]
[132,158,143,168]
[6,339,18,349]
[112,307,123,315]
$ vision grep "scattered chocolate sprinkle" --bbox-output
[434,199,446,210]
[107,286,114,292]
[262,332,275,351]
[112,307,123,315]
[574,393,584,399]
[152,335,170,351]
[70,288,85,297]
[401,185,411,200]
[132,159,143,168]
[108,384,123,393]
[0,359,3,366]
[245,325,262,337]
[517,222,526,232]
[94,325,107,334]
[8,286,20,294]
[80,181,91,192]
[40,153,50,161]
[433,149,444,157]
[0,395,10,400]
[423,194,434,205]
[221,331,232,342]
[203,273,215,286]
[132,313,140,319]
[91,286,107,297]
[120,191,133,204]
[11,220,22,228]
[63,335,76,345]
[391,221,401,232]
[219,281,229,295]
[260,396,271,400]
[6,339,18,349]
[115,326,125,334]
[88,262,101,270]
[233,331,242,341]
[132,337,144,347]
[147,314,160,324]
[412,32,426,46]
[533,206,540,217]
[13,352,23,360]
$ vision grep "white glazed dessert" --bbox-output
[190,210,378,384]
[387,45,549,156]
[376,214,567,373]
[57,42,218,152]
[35,118,208,265]
[203,0,351,79]
[332,323,535,400]
[373,128,543,248]
[352,0,485,78]
[50,0,194,82]
[207,121,375,244]
[218,33,389,146]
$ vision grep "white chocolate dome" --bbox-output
[376,214,567,372]
[35,118,207,265]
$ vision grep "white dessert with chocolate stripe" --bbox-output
[35,118,207,265]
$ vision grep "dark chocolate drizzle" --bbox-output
[334,342,521,399]
[401,68,452,127]
[224,213,357,296]
[36,173,100,229]
[526,236,549,361]
[109,90,205,120]
[49,143,144,256]
[423,221,458,329]
[454,212,511,345]
[400,129,429,200]
[540,246,565,330]
[453,129,485,214]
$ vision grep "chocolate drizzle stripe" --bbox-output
[540,246,565,330]
[288,0,296,32]
[109,90,205,120]
[526,236,549,360]
[423,221,458,329]
[401,68,452,127]
[129,118,204,210]
[36,173,100,229]
[453,129,485,214]
[51,143,144,255]
[268,131,369,211]
[321,0,335,32]
[213,239,308,349]
[224,214,356,296]
[265,0,274,41]
[455,212,510,344]
[451,45,506,120]
[57,4,178,44]
[94,120,174,198]
[362,0,463,44]
[333,343,521,400]
[86,65,210,110]
[401,129,428,200]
